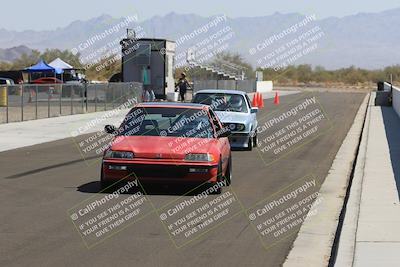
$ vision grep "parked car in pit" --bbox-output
[0,78,24,96]
[192,89,258,150]
[0,78,15,85]
[31,77,64,94]
[31,77,63,84]
[101,102,232,193]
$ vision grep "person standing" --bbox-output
[175,72,191,102]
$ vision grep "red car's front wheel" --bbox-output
[211,155,232,194]
[225,155,232,186]
[100,164,114,191]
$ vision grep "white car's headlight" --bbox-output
[226,123,246,131]
[104,150,134,159]
[184,153,215,162]
[236,123,246,131]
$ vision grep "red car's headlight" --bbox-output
[184,153,215,162]
[104,150,134,159]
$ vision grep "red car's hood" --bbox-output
[110,136,216,159]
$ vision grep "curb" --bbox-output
[283,93,370,267]
[333,93,373,266]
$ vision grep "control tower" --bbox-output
[121,34,176,100]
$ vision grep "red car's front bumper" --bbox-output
[102,159,219,184]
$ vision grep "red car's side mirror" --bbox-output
[104,125,117,134]
[218,128,231,138]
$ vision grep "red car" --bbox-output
[31,77,63,84]
[101,102,232,193]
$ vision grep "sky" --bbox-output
[2,0,400,31]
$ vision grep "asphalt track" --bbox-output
[0,91,365,267]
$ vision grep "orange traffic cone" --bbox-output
[258,92,264,108]
[274,91,280,105]
[252,93,259,107]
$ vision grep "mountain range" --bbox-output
[0,45,33,62]
[1,9,400,69]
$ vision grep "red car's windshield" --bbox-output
[118,107,215,138]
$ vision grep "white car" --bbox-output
[193,89,258,150]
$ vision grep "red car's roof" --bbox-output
[135,102,209,110]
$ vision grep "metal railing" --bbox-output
[0,82,143,124]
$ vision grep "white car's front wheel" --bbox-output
[247,136,253,151]
[253,131,258,148]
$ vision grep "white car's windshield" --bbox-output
[193,93,248,113]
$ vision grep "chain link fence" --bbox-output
[0,82,143,124]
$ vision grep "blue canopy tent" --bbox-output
[24,59,63,82]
